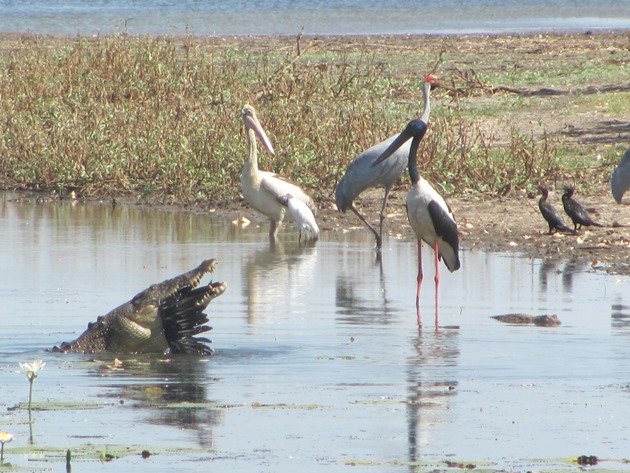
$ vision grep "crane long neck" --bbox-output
[419,82,432,124]
[406,82,432,185]
[246,127,259,173]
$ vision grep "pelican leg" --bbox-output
[269,219,278,243]
[378,187,391,247]
[416,240,423,310]
[433,240,440,329]
[349,204,382,249]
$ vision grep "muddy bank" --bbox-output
[315,182,630,275]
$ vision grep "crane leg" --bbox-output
[433,240,440,329]
[416,240,423,310]
[350,204,382,249]
[378,188,391,247]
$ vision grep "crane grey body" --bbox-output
[335,78,437,250]
[611,148,630,204]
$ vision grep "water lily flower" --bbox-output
[19,360,46,382]
[0,431,12,463]
[19,360,46,411]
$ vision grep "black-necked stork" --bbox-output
[335,75,440,250]
[240,105,319,243]
[537,185,575,234]
[561,185,603,232]
[372,105,460,326]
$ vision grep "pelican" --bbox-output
[537,185,574,234]
[335,75,440,250]
[561,185,603,232]
[373,112,460,325]
[611,148,630,204]
[240,104,318,243]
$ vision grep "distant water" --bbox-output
[1,0,628,36]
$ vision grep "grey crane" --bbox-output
[335,75,439,250]
[611,148,630,204]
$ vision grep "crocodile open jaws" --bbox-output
[53,259,227,355]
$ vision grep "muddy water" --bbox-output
[1,192,629,472]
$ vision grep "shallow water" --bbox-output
[1,192,629,472]
[1,0,629,36]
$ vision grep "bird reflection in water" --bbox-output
[538,258,559,293]
[241,239,318,325]
[611,296,630,332]
[406,328,460,464]
[335,253,398,326]
[561,259,588,293]
[97,356,223,449]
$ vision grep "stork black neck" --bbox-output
[407,121,427,185]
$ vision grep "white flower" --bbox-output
[19,360,46,382]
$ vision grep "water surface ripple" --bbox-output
[1,192,629,472]
[1,0,629,36]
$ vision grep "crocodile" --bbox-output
[53,259,227,355]
[491,313,561,327]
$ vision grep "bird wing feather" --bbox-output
[539,200,566,227]
[281,194,319,235]
[563,196,595,225]
[260,173,316,214]
[335,135,409,210]
[427,200,460,271]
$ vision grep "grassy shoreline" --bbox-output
[0,32,628,205]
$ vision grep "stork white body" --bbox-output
[240,105,318,242]
[406,177,459,272]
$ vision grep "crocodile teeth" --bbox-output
[190,275,201,288]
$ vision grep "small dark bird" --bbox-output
[537,185,574,234]
[561,185,604,231]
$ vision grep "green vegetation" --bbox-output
[0,33,627,204]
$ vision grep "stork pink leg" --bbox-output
[433,240,440,329]
[416,240,423,327]
[416,240,423,308]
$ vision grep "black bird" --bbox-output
[561,185,603,231]
[538,185,574,234]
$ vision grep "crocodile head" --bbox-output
[130,259,219,312]
[52,260,227,355]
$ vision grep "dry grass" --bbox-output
[0,32,628,204]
